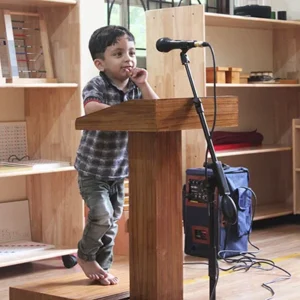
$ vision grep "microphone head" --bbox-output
[156,37,172,53]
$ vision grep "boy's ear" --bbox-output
[94,58,105,71]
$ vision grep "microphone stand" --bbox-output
[180,50,236,300]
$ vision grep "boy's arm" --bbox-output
[130,68,159,100]
[138,81,159,100]
[84,100,110,115]
[82,78,110,115]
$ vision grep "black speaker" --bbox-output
[234,5,272,19]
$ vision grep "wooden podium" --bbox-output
[75,97,238,300]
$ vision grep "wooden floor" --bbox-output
[1,222,300,300]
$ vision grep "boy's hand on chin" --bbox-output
[129,68,148,86]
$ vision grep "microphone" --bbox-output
[156,37,209,53]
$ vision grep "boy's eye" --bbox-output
[113,52,122,57]
[130,52,136,56]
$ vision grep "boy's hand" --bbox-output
[129,68,148,86]
[126,67,159,100]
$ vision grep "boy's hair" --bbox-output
[89,25,135,60]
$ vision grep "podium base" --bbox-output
[10,271,130,300]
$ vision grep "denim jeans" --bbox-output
[77,174,124,270]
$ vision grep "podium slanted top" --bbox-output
[75,96,238,132]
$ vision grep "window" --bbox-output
[104,0,230,56]
[103,3,122,26]
[105,1,146,56]
[129,5,146,57]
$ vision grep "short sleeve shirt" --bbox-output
[74,72,142,180]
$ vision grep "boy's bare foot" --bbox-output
[77,257,108,280]
[98,272,119,285]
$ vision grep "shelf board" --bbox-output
[0,83,78,89]
[254,203,293,221]
[210,145,292,158]
[205,12,300,30]
[206,83,300,88]
[0,247,77,268]
[0,0,76,7]
[0,166,75,178]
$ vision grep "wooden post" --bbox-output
[128,131,183,300]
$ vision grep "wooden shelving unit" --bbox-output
[0,83,78,88]
[293,119,300,214]
[147,5,297,221]
[254,203,293,221]
[205,12,300,29]
[213,145,292,158]
[0,0,77,7]
[205,11,298,220]
[0,248,77,268]
[0,166,75,178]
[206,83,300,88]
[0,0,100,268]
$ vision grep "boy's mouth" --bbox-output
[122,67,133,76]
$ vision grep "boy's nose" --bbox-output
[124,53,131,61]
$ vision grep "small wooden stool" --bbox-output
[10,270,130,300]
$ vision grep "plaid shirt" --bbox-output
[74,72,142,180]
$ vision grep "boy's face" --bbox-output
[95,34,137,83]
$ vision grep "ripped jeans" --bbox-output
[77,174,124,270]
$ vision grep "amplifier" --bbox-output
[183,167,252,258]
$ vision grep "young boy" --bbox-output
[74,25,158,285]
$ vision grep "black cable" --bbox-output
[107,0,116,26]
[203,42,217,185]
[184,249,291,300]
[178,0,202,6]
[219,186,258,258]
[183,186,291,299]
[7,154,30,162]
[207,43,217,135]
[139,0,147,11]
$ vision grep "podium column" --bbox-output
[128,131,183,300]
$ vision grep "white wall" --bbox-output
[271,0,300,20]
[80,0,105,86]
[206,26,273,73]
